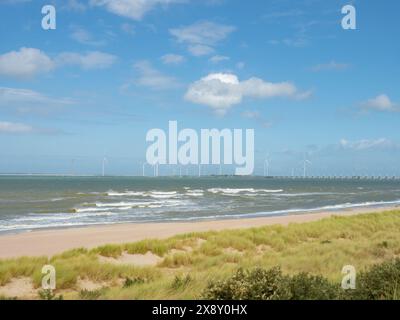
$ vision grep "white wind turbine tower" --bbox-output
[102,157,108,177]
[303,157,312,178]
[153,163,159,177]
[264,155,270,177]
[142,163,146,177]
[71,159,75,176]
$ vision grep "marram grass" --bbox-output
[1,210,400,299]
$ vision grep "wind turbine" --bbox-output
[71,159,75,176]
[102,157,108,177]
[264,155,270,177]
[303,158,312,178]
[198,164,201,177]
[142,163,146,177]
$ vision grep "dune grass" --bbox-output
[1,210,400,299]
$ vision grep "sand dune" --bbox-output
[0,206,397,259]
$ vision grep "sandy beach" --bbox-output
[0,206,397,259]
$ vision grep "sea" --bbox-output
[0,175,399,234]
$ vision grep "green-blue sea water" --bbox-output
[0,175,399,234]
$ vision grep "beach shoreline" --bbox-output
[0,205,398,259]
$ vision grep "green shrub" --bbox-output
[203,259,400,300]
[79,289,103,300]
[202,267,339,300]
[123,277,145,288]
[202,267,283,300]
[277,273,339,300]
[342,259,400,300]
[38,289,63,300]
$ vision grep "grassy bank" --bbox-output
[1,210,400,299]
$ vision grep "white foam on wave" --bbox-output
[276,192,342,197]
[208,188,283,195]
[107,190,146,197]
[162,199,400,222]
[95,201,140,208]
[186,189,204,197]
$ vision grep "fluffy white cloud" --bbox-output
[185,73,241,114]
[340,138,397,151]
[56,51,117,70]
[0,121,34,134]
[185,73,310,115]
[90,0,185,20]
[161,54,185,65]
[134,60,180,90]
[0,47,55,79]
[361,94,398,112]
[170,21,235,56]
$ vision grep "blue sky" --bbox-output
[0,0,399,176]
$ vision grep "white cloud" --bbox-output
[0,47,117,78]
[241,111,272,128]
[361,94,398,112]
[56,51,117,70]
[311,61,350,72]
[170,21,235,56]
[209,55,229,63]
[185,72,309,115]
[0,47,55,79]
[90,0,185,21]
[188,45,214,57]
[241,78,299,98]
[0,121,61,135]
[134,60,180,90]
[0,87,73,114]
[63,0,86,12]
[70,26,106,46]
[161,54,185,65]
[0,121,34,134]
[340,138,398,151]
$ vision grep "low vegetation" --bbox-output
[1,210,400,299]
[202,259,400,300]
